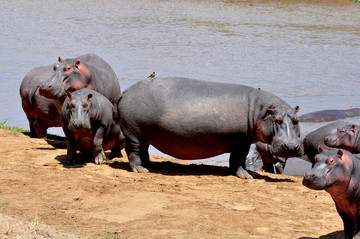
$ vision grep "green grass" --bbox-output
[0,121,29,134]
[0,121,66,141]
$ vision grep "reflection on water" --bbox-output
[0,0,359,163]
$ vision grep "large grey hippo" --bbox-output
[20,65,61,138]
[39,53,121,111]
[117,77,303,178]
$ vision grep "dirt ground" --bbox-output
[0,129,345,239]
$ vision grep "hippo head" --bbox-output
[39,57,89,100]
[324,124,358,153]
[303,147,353,195]
[256,105,303,158]
[65,91,93,132]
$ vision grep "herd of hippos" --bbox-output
[19,53,360,238]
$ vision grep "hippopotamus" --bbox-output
[303,121,356,165]
[19,65,61,138]
[255,142,287,174]
[299,108,360,123]
[325,124,360,154]
[303,147,360,239]
[61,88,125,164]
[39,53,121,111]
[117,77,303,178]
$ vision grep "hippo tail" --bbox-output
[112,94,123,122]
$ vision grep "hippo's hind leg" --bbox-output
[125,138,149,173]
[229,142,252,179]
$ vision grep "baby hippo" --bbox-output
[303,147,360,239]
[325,124,360,154]
[61,88,125,164]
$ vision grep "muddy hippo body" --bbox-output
[299,108,360,123]
[39,53,121,111]
[20,65,61,138]
[303,121,354,165]
[303,148,360,239]
[61,89,125,164]
[118,77,303,178]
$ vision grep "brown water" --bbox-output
[0,0,359,163]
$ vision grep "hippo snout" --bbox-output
[271,141,303,157]
[68,120,91,131]
[302,171,326,190]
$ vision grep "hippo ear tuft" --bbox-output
[294,105,299,113]
[87,93,93,101]
[58,57,62,62]
[337,150,343,158]
[318,146,323,153]
[351,125,356,134]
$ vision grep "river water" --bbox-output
[0,0,359,165]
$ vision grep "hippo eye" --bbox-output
[340,129,346,135]
[327,158,336,166]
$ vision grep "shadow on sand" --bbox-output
[299,231,343,239]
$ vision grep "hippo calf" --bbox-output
[118,77,303,178]
[20,65,61,138]
[61,88,125,164]
[39,53,121,111]
[303,147,360,239]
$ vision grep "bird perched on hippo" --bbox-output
[117,77,303,179]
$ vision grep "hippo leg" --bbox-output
[93,129,105,164]
[229,142,252,179]
[65,131,77,164]
[27,117,38,138]
[33,118,48,139]
[337,207,355,239]
[125,139,149,173]
[139,145,151,168]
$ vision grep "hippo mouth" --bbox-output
[39,85,66,100]
[270,144,304,158]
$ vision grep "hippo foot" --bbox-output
[94,150,105,164]
[236,166,253,179]
[131,165,149,173]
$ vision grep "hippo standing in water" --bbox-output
[39,53,121,111]
[117,77,303,178]
[303,147,360,239]
[20,65,61,138]
[61,89,125,164]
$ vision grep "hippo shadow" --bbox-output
[54,152,92,168]
[299,230,343,239]
[109,160,294,181]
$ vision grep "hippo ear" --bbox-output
[351,125,356,134]
[74,60,81,68]
[87,93,93,101]
[337,150,343,159]
[294,105,299,113]
[318,146,323,153]
[58,56,62,62]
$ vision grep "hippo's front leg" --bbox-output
[229,142,252,179]
[125,138,149,173]
[65,130,77,164]
[93,127,105,164]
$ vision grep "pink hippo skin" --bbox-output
[303,147,360,239]
[325,124,360,154]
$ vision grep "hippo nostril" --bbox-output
[48,85,52,89]
[311,174,316,179]
[282,144,289,150]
